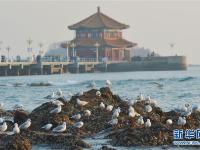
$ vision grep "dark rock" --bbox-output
[99,145,116,150]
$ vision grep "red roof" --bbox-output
[68,7,129,30]
[61,38,136,48]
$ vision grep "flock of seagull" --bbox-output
[1,79,200,135]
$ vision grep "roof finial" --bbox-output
[97,6,100,13]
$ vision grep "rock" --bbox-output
[14,110,29,125]
[99,145,116,150]
[0,134,31,150]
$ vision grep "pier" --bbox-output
[0,61,109,76]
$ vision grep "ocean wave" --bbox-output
[178,76,196,82]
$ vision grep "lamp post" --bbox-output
[38,42,44,55]
[94,42,100,62]
[6,46,11,62]
[27,38,33,62]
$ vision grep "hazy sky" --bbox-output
[0,0,200,64]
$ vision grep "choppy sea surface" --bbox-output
[1,66,200,149]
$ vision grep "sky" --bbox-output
[0,0,200,64]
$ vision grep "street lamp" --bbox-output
[38,42,44,55]
[6,46,11,62]
[94,42,100,62]
[27,38,33,61]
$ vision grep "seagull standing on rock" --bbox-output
[100,102,105,109]
[108,118,118,126]
[137,116,144,125]
[13,123,20,134]
[19,119,31,130]
[41,123,53,131]
[145,105,153,113]
[45,92,55,100]
[52,100,64,106]
[70,114,81,120]
[77,99,88,106]
[145,119,151,127]
[0,122,7,132]
[50,105,62,114]
[56,89,63,97]
[84,110,91,117]
[105,80,112,87]
[177,117,186,126]
[52,122,66,133]
[137,93,144,101]
[166,119,173,125]
[106,105,113,112]
[73,121,84,129]
[96,91,101,97]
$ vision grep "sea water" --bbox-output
[0,66,200,149]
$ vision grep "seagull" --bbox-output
[70,114,81,120]
[129,106,135,112]
[145,119,151,127]
[137,116,144,125]
[56,89,63,97]
[181,104,188,112]
[41,123,53,131]
[166,119,173,125]
[73,121,84,128]
[106,105,113,112]
[13,123,20,134]
[100,102,105,109]
[129,110,136,118]
[87,81,96,89]
[52,122,66,133]
[112,110,119,119]
[137,93,144,101]
[105,80,112,87]
[13,104,25,110]
[108,118,118,126]
[192,104,200,112]
[96,91,101,97]
[146,96,151,101]
[0,122,7,132]
[19,119,31,129]
[0,102,4,109]
[177,117,186,126]
[77,99,88,106]
[45,92,55,99]
[50,105,62,114]
[84,110,91,117]
[145,105,153,113]
[51,100,64,106]
[0,118,4,123]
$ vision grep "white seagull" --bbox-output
[84,110,91,117]
[0,102,4,109]
[106,105,113,112]
[70,114,81,120]
[41,123,53,131]
[166,119,173,125]
[87,81,96,89]
[105,80,112,87]
[45,92,55,99]
[177,117,186,126]
[52,122,66,133]
[145,105,153,113]
[52,100,64,106]
[56,89,63,97]
[145,119,151,127]
[112,110,119,119]
[13,104,25,110]
[13,123,20,134]
[19,119,31,129]
[77,99,88,106]
[137,93,144,101]
[50,105,62,114]
[73,121,84,128]
[0,122,7,132]
[96,91,101,97]
[100,102,105,109]
[108,118,118,126]
[137,116,144,125]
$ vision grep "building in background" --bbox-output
[61,7,137,62]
